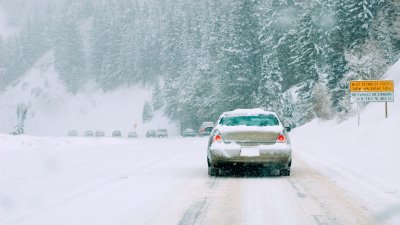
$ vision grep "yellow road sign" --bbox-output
[350,80,394,92]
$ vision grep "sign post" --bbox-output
[385,102,388,119]
[350,80,394,126]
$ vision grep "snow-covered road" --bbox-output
[0,136,387,225]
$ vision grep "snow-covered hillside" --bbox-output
[0,51,178,137]
[291,59,400,224]
[0,4,17,39]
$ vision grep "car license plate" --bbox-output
[240,148,260,157]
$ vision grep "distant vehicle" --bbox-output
[67,130,78,137]
[84,130,94,137]
[207,108,292,176]
[146,130,156,138]
[182,128,196,137]
[156,129,168,138]
[128,131,138,138]
[198,121,214,136]
[95,130,105,137]
[112,130,122,137]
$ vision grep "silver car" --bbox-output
[95,130,105,137]
[182,128,196,137]
[84,130,94,137]
[207,108,292,176]
[198,121,214,136]
[156,129,168,138]
[128,131,138,138]
[67,130,78,137]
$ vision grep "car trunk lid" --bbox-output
[218,126,282,144]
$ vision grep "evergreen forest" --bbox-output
[1,0,399,128]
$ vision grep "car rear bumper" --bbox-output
[209,142,291,167]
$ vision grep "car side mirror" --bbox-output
[285,127,291,132]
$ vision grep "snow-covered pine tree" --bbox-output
[257,0,298,115]
[151,81,164,111]
[159,1,185,79]
[218,0,262,111]
[336,0,377,48]
[387,1,400,57]
[256,59,283,116]
[290,9,319,123]
[311,83,332,120]
[15,103,28,135]
[136,0,162,85]
[345,39,388,81]
[282,91,296,128]
[95,2,126,90]
[371,9,397,65]
[54,13,86,93]
[118,1,140,86]
[142,101,153,123]
[162,75,181,121]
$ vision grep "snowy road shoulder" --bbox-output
[291,114,400,224]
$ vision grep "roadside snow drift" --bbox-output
[291,59,400,224]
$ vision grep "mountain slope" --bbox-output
[0,51,178,136]
[0,4,18,39]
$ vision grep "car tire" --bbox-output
[280,168,290,176]
[207,158,219,176]
[208,166,219,176]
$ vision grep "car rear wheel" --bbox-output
[207,158,219,176]
[208,166,219,176]
[280,168,290,176]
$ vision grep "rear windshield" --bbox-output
[219,114,279,126]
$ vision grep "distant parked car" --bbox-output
[67,130,78,137]
[198,121,214,136]
[128,131,138,138]
[84,130,94,137]
[207,108,292,176]
[146,130,156,138]
[112,130,122,137]
[182,128,196,137]
[95,130,105,137]
[156,129,168,138]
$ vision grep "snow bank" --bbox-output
[291,59,400,224]
[0,133,135,150]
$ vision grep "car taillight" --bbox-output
[212,134,223,143]
[277,133,286,143]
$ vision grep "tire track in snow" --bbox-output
[0,140,199,225]
[178,177,219,225]
[180,155,378,225]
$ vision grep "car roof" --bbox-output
[221,108,278,117]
